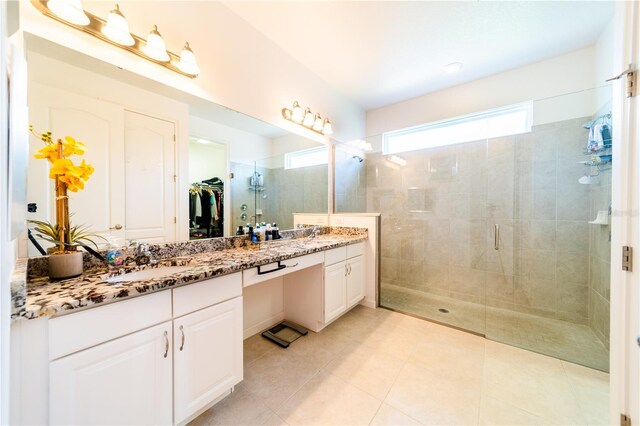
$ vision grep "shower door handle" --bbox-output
[494,224,500,250]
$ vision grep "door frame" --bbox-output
[609,1,639,424]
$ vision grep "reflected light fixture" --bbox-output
[281,101,334,136]
[291,101,304,123]
[47,0,90,26]
[302,108,314,127]
[101,4,134,46]
[322,119,333,135]
[178,42,200,75]
[388,155,407,166]
[312,113,324,132]
[444,62,463,74]
[143,25,170,62]
[32,0,200,78]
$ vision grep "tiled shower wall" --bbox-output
[230,162,327,232]
[335,147,367,213]
[368,117,604,326]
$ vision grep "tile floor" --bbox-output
[381,283,610,371]
[190,305,610,426]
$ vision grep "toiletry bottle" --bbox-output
[255,225,261,242]
[248,226,254,242]
[236,226,244,236]
[272,223,280,240]
[265,223,272,240]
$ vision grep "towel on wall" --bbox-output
[587,123,604,152]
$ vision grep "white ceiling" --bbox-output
[223,1,615,111]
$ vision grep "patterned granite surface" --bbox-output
[12,227,367,321]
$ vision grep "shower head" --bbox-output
[353,155,364,163]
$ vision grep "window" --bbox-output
[284,146,329,169]
[383,101,533,155]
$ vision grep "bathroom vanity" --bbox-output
[10,227,368,425]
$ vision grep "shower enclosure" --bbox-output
[336,86,612,371]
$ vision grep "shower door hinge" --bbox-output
[607,64,636,98]
[622,246,633,271]
[174,217,177,224]
[621,413,631,426]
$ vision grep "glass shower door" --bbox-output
[369,137,495,335]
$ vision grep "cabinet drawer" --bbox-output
[324,246,347,266]
[243,252,324,287]
[347,242,364,258]
[49,290,172,360]
[173,272,242,318]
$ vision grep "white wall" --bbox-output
[366,46,600,136]
[19,0,365,144]
[188,140,226,184]
[189,116,271,166]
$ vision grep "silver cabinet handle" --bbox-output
[163,331,169,358]
[179,325,185,351]
[288,262,299,268]
[494,224,500,251]
[345,264,348,276]
[110,224,123,230]
[347,264,352,275]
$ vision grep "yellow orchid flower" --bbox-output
[49,158,75,180]
[34,144,59,163]
[62,136,86,157]
[60,174,85,192]
[78,160,95,181]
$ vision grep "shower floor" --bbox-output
[381,283,609,372]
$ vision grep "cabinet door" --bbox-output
[324,262,347,324]
[346,255,365,308]
[50,322,173,425]
[174,297,243,425]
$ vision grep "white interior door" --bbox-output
[26,83,125,254]
[123,111,176,244]
[610,2,639,424]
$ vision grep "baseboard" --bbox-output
[243,312,285,339]
[359,297,376,309]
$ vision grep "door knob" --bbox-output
[110,224,123,230]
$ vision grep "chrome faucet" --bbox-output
[128,241,156,265]
[308,226,321,239]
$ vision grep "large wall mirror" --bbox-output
[22,34,329,257]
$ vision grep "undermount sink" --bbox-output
[106,265,193,283]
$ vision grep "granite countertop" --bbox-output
[11,228,367,321]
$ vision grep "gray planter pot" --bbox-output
[48,252,83,280]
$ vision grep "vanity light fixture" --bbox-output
[101,4,134,46]
[47,0,90,26]
[388,155,407,166]
[281,101,334,136]
[143,25,170,62]
[178,43,201,75]
[31,0,200,78]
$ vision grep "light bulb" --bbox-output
[302,108,314,127]
[312,114,323,132]
[178,42,200,75]
[101,4,134,46]
[143,25,170,62]
[291,101,303,123]
[322,118,333,135]
[47,0,89,26]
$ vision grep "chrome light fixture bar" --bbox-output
[31,0,200,78]
[282,101,333,136]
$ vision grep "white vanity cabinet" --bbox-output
[323,242,365,324]
[45,273,243,426]
[173,295,243,424]
[49,321,174,425]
